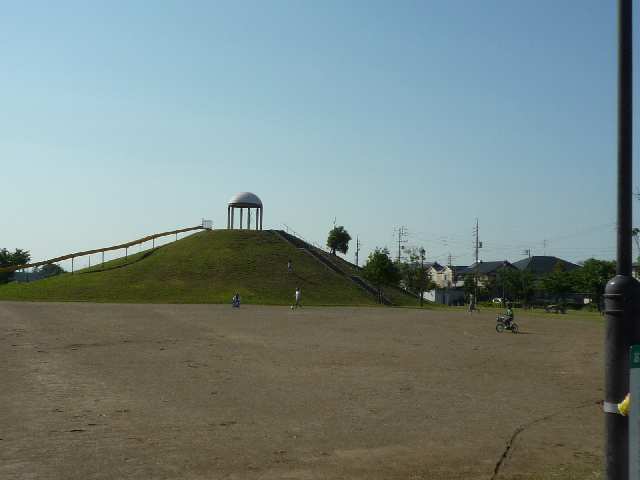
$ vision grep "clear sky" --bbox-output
[2,1,638,269]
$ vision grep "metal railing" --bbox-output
[0,225,206,274]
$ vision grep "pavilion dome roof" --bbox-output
[228,192,262,207]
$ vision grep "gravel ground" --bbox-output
[0,302,604,479]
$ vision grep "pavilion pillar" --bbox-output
[227,206,230,229]
[248,209,251,229]
[260,207,263,230]
[255,208,258,230]
[240,208,243,229]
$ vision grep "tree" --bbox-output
[33,263,66,278]
[519,270,536,306]
[574,258,616,311]
[327,226,352,255]
[463,275,475,300]
[0,248,31,284]
[495,268,535,305]
[540,263,575,304]
[396,247,435,305]
[362,248,400,302]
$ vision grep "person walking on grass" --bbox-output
[292,286,301,309]
[468,293,478,314]
[287,258,293,274]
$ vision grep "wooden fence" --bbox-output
[0,225,206,273]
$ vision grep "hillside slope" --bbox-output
[0,230,377,306]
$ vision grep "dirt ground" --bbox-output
[0,302,604,480]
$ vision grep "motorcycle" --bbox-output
[496,315,519,334]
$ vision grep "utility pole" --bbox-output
[604,2,638,479]
[355,236,361,267]
[419,247,425,307]
[473,219,482,301]
[543,239,548,255]
[448,253,452,267]
[396,226,408,263]
[523,249,531,259]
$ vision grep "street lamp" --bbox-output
[604,2,640,479]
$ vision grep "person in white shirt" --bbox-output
[294,287,301,308]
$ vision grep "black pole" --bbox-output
[420,248,425,307]
[618,0,633,276]
[604,1,634,478]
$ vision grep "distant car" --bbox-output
[545,304,566,314]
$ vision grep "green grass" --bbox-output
[0,230,378,306]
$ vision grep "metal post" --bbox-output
[240,208,243,230]
[71,257,74,274]
[420,248,425,307]
[152,238,155,248]
[604,2,635,479]
[125,247,128,259]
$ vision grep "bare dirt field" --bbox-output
[0,302,604,479]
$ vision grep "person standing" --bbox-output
[468,294,477,314]
[294,287,301,309]
[287,259,293,273]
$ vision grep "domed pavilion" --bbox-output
[227,192,263,230]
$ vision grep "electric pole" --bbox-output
[448,253,452,267]
[396,226,408,263]
[419,247,425,307]
[355,236,361,267]
[523,249,531,259]
[473,219,482,302]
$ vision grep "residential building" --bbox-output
[512,256,580,276]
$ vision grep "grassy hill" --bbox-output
[0,230,378,306]
[311,246,423,308]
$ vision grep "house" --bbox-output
[424,264,469,305]
[512,255,585,305]
[464,260,517,288]
[512,256,580,276]
[426,263,471,288]
[425,262,445,286]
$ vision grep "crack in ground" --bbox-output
[490,399,601,480]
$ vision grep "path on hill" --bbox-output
[274,230,419,306]
[0,303,603,479]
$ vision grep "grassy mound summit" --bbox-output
[0,230,381,305]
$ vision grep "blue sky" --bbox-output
[1,1,637,269]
